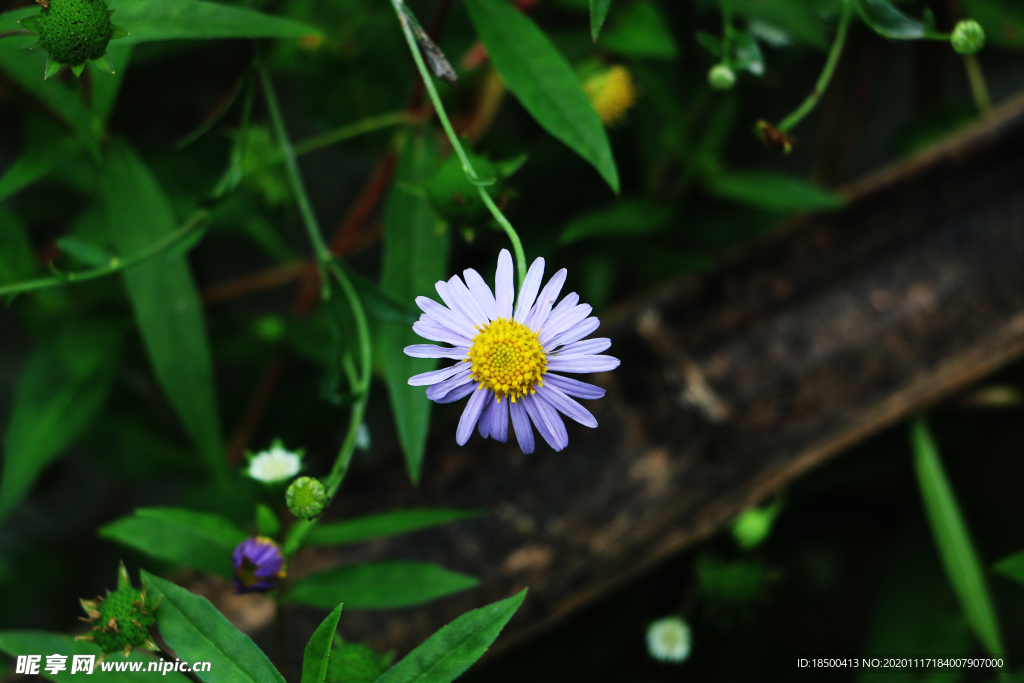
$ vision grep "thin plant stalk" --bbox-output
[963,55,992,116]
[294,111,411,156]
[390,0,528,287]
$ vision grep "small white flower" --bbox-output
[246,442,302,484]
[646,617,691,663]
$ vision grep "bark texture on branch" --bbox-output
[288,95,1024,658]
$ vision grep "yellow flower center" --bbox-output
[466,317,547,402]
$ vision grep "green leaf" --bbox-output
[560,200,671,245]
[465,0,619,192]
[304,508,482,547]
[110,0,320,44]
[0,631,192,683]
[255,504,280,537]
[300,603,343,683]
[92,43,134,122]
[853,0,926,40]
[99,508,248,578]
[56,236,113,268]
[910,417,1006,657]
[731,0,828,49]
[143,572,286,683]
[0,206,36,285]
[0,322,120,519]
[101,140,226,480]
[733,31,764,76]
[379,134,449,484]
[341,262,419,326]
[963,0,1024,50]
[993,550,1024,586]
[589,0,611,41]
[288,561,478,610]
[0,135,82,202]
[703,171,843,213]
[0,8,40,50]
[374,590,526,683]
[597,2,678,59]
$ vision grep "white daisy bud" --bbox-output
[646,617,692,663]
[245,440,303,484]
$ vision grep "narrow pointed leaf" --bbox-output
[304,508,482,547]
[288,561,478,610]
[911,417,1006,657]
[380,134,449,484]
[597,1,677,59]
[101,140,226,479]
[143,572,287,683]
[99,507,248,578]
[853,0,926,39]
[465,0,619,192]
[704,171,843,213]
[0,207,36,285]
[374,590,526,683]
[589,0,611,41]
[300,603,343,683]
[994,550,1024,587]
[109,0,320,44]
[0,322,121,519]
[0,135,82,201]
[91,52,115,74]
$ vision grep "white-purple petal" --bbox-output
[555,337,611,357]
[447,275,489,328]
[538,383,598,428]
[545,373,606,399]
[416,296,477,340]
[456,387,490,445]
[464,268,498,321]
[522,393,568,451]
[495,249,514,319]
[489,397,509,442]
[540,303,592,346]
[412,320,472,347]
[545,355,620,373]
[426,368,473,400]
[478,394,493,439]
[547,317,601,350]
[513,257,545,323]
[509,399,534,454]
[524,268,567,332]
[408,363,466,386]
[433,280,476,331]
[404,344,469,359]
[435,381,477,404]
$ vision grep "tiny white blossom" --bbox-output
[246,441,302,484]
[646,617,691,663]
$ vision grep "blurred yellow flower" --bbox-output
[583,65,637,127]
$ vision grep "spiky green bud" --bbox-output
[951,20,985,56]
[286,476,329,520]
[75,563,158,660]
[19,0,127,79]
[426,152,501,225]
[708,64,736,91]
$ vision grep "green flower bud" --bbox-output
[708,64,736,91]
[426,152,501,225]
[286,476,329,520]
[951,20,985,56]
[19,0,127,79]
[75,563,158,660]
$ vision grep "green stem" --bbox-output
[720,0,734,66]
[293,111,411,156]
[777,0,853,133]
[389,0,529,288]
[963,55,992,116]
[260,66,333,299]
[0,208,209,298]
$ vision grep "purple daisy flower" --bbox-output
[232,537,287,594]
[405,249,619,453]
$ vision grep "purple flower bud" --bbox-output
[232,537,287,594]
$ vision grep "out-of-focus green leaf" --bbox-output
[911,417,1005,658]
[92,43,134,122]
[704,171,843,213]
[598,2,677,59]
[374,590,526,683]
[101,140,226,480]
[325,638,393,683]
[56,236,113,268]
[993,550,1024,587]
[380,134,449,484]
[341,262,418,326]
[696,31,723,58]
[732,0,828,49]
[853,0,926,39]
[288,562,478,610]
[465,0,619,192]
[0,631,191,682]
[301,603,343,683]
[0,8,39,50]
[304,508,482,547]
[0,206,36,285]
[963,0,1024,50]
[589,0,612,41]
[0,135,82,202]
[560,200,671,244]
[99,507,248,578]
[143,572,286,683]
[110,0,320,44]
[0,322,121,519]
[733,31,764,75]
[255,504,280,537]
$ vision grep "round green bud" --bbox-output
[951,20,985,56]
[708,64,736,91]
[36,0,114,66]
[77,564,157,658]
[286,476,329,520]
[426,153,501,225]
